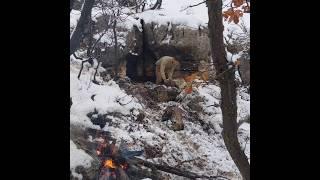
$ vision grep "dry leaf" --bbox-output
[233,0,244,7]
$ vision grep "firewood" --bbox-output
[127,157,230,180]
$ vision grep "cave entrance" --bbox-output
[125,44,198,83]
[125,50,157,83]
[125,19,199,83]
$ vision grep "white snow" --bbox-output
[70,61,142,129]
[70,140,93,179]
[70,10,81,30]
[117,0,209,30]
[70,61,250,179]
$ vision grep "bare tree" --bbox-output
[70,0,95,56]
[206,0,250,180]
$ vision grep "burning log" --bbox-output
[93,129,146,180]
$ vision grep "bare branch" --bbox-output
[77,58,91,80]
[73,53,83,60]
[180,0,207,12]
[128,157,230,180]
[93,61,101,83]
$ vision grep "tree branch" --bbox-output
[93,61,101,84]
[78,58,91,80]
[174,157,200,168]
[128,157,230,180]
[73,53,83,60]
[180,0,207,11]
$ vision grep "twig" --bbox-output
[206,103,220,108]
[77,59,90,80]
[93,61,101,83]
[91,94,96,101]
[89,29,109,56]
[73,53,83,60]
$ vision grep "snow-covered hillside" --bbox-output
[70,59,250,179]
[70,0,250,179]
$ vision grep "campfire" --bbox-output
[82,128,229,180]
[104,159,116,169]
[94,130,139,180]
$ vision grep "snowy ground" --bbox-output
[70,0,250,179]
[70,140,93,179]
[70,58,250,179]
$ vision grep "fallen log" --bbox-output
[127,157,230,180]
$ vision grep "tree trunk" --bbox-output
[206,0,250,180]
[70,0,75,13]
[70,0,95,56]
[113,18,118,61]
[86,14,93,57]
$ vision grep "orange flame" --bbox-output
[104,159,117,169]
